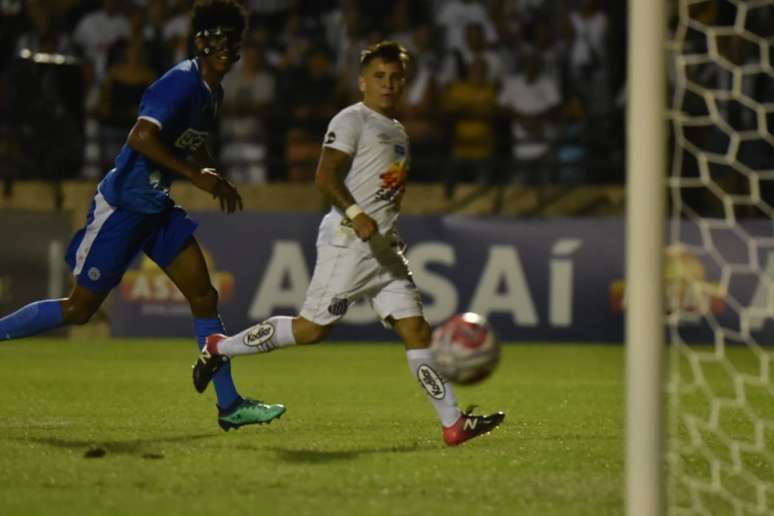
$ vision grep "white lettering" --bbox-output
[152,274,171,300]
[129,276,152,301]
[248,241,310,320]
[407,242,458,324]
[747,251,774,331]
[469,246,537,326]
[549,239,582,327]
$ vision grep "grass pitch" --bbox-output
[0,341,625,516]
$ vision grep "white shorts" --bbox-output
[300,235,423,326]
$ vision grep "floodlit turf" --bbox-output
[0,340,625,516]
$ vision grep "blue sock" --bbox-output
[193,317,240,409]
[0,300,64,340]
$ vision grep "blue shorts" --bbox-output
[65,191,198,293]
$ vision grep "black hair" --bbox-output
[359,41,409,71]
[190,0,247,37]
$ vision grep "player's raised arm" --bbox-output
[127,119,242,212]
[314,146,377,241]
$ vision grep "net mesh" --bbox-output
[667,1,774,514]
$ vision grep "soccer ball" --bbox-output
[430,312,501,385]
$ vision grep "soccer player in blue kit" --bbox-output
[0,0,285,430]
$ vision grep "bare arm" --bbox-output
[314,146,355,210]
[191,143,216,169]
[127,118,198,179]
[126,119,242,212]
[314,146,377,241]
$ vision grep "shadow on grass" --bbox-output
[263,442,438,464]
[19,433,217,458]
[18,435,440,463]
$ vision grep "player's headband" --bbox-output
[195,26,241,60]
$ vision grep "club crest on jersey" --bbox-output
[394,144,406,157]
[244,323,274,347]
[417,364,445,399]
[327,297,349,316]
[149,170,162,187]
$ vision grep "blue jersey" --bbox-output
[98,59,222,214]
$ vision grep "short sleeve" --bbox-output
[137,71,196,130]
[322,108,362,156]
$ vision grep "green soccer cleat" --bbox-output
[218,398,287,431]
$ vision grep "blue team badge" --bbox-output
[394,144,406,157]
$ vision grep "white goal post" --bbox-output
[628,1,774,515]
[625,0,667,515]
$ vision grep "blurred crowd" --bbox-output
[0,0,632,190]
[669,0,773,218]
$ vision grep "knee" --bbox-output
[293,317,331,345]
[399,318,432,348]
[61,299,97,326]
[187,285,218,313]
[412,319,432,343]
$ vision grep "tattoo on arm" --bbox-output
[315,147,355,211]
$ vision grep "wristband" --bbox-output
[345,204,364,219]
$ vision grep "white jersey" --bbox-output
[317,102,410,247]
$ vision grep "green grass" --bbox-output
[0,341,625,516]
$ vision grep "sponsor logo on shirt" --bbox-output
[376,159,408,203]
[174,128,209,152]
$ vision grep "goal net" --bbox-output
[667,1,774,514]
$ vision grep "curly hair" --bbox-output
[359,41,409,71]
[190,0,247,37]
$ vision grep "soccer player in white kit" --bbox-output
[193,41,504,445]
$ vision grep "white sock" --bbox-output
[406,348,461,427]
[217,316,296,357]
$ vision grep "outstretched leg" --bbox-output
[212,315,331,357]
[192,315,331,395]
[163,238,240,409]
[392,315,504,446]
[166,238,286,430]
[392,315,462,426]
[0,285,106,340]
